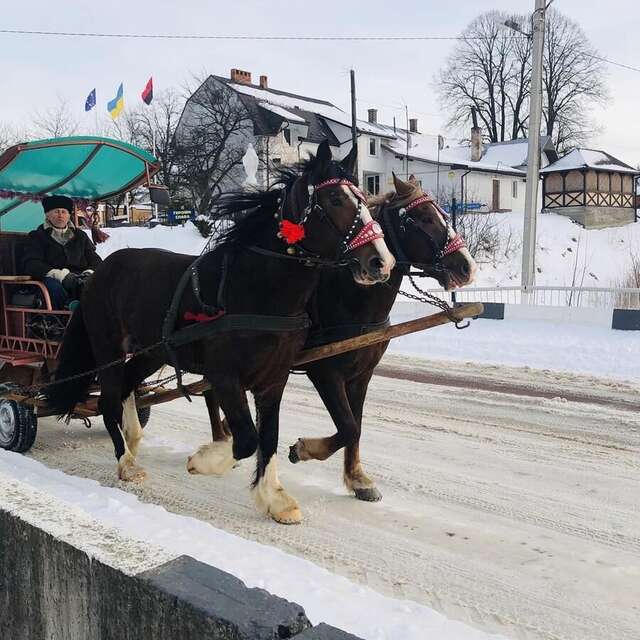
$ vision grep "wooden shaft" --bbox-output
[137,302,483,408]
[294,302,483,366]
[8,302,484,415]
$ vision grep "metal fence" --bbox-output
[415,286,640,310]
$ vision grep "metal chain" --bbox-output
[5,338,169,399]
[397,275,470,329]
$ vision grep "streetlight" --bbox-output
[504,1,551,297]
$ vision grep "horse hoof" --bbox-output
[187,440,235,476]
[354,486,383,502]
[118,458,147,484]
[271,507,303,525]
[288,443,301,464]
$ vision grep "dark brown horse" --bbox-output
[288,174,476,501]
[188,174,476,512]
[45,141,395,524]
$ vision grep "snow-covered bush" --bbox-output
[193,214,214,238]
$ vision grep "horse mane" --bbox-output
[210,151,356,249]
[367,180,423,213]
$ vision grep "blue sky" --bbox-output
[2,0,638,163]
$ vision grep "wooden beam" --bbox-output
[8,303,484,414]
[137,303,484,409]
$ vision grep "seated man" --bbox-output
[21,195,103,309]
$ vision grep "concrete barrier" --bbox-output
[394,299,640,331]
[0,503,363,640]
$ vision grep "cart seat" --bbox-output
[0,349,45,366]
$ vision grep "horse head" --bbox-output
[374,174,476,290]
[282,140,395,285]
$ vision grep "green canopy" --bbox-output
[0,136,159,233]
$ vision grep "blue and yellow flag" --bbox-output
[107,83,124,119]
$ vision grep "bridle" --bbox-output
[275,176,385,265]
[381,192,466,276]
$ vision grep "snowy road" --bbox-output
[28,355,640,640]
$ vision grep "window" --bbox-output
[283,129,291,145]
[512,181,518,199]
[366,174,380,195]
[369,137,377,156]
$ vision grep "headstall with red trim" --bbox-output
[278,177,384,254]
[398,194,466,258]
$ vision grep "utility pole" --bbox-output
[519,0,547,295]
[405,105,410,180]
[350,69,358,180]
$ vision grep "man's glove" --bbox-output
[46,267,70,282]
[61,272,79,294]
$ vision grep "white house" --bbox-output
[178,68,557,213]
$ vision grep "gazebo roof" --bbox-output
[540,148,639,174]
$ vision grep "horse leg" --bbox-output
[343,371,381,502]
[98,363,146,483]
[253,382,301,524]
[120,353,164,457]
[288,370,358,464]
[203,388,231,442]
[187,377,258,476]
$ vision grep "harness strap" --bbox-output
[303,317,390,350]
[169,313,311,348]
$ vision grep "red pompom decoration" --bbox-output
[279,219,305,245]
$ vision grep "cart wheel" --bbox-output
[137,405,151,429]
[0,399,38,453]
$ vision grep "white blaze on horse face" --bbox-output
[342,186,395,275]
[432,202,477,286]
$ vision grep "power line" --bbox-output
[0,28,517,42]
[3,28,638,73]
[585,53,640,74]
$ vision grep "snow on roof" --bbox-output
[384,133,526,176]
[226,80,395,138]
[257,101,306,123]
[540,148,639,174]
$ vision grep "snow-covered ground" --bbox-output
[469,212,640,289]
[95,222,209,259]
[94,212,640,288]
[92,217,640,381]
[0,451,506,640]
[388,316,640,381]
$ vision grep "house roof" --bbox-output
[540,148,639,174]
[383,133,528,176]
[213,75,397,139]
[481,136,556,168]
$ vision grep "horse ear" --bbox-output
[393,172,414,197]
[315,139,332,167]
[340,145,358,176]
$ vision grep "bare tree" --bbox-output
[173,76,254,214]
[437,12,529,143]
[31,98,79,138]
[542,10,607,150]
[0,122,25,152]
[437,9,607,151]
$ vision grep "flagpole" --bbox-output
[152,125,158,220]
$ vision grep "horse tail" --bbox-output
[44,306,96,418]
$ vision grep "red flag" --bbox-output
[141,77,153,105]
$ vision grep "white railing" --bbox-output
[412,286,640,310]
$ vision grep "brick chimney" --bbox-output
[259,75,268,89]
[470,107,483,162]
[409,118,418,133]
[367,109,377,123]
[230,68,252,85]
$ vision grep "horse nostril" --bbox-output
[460,261,470,276]
[368,256,384,273]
